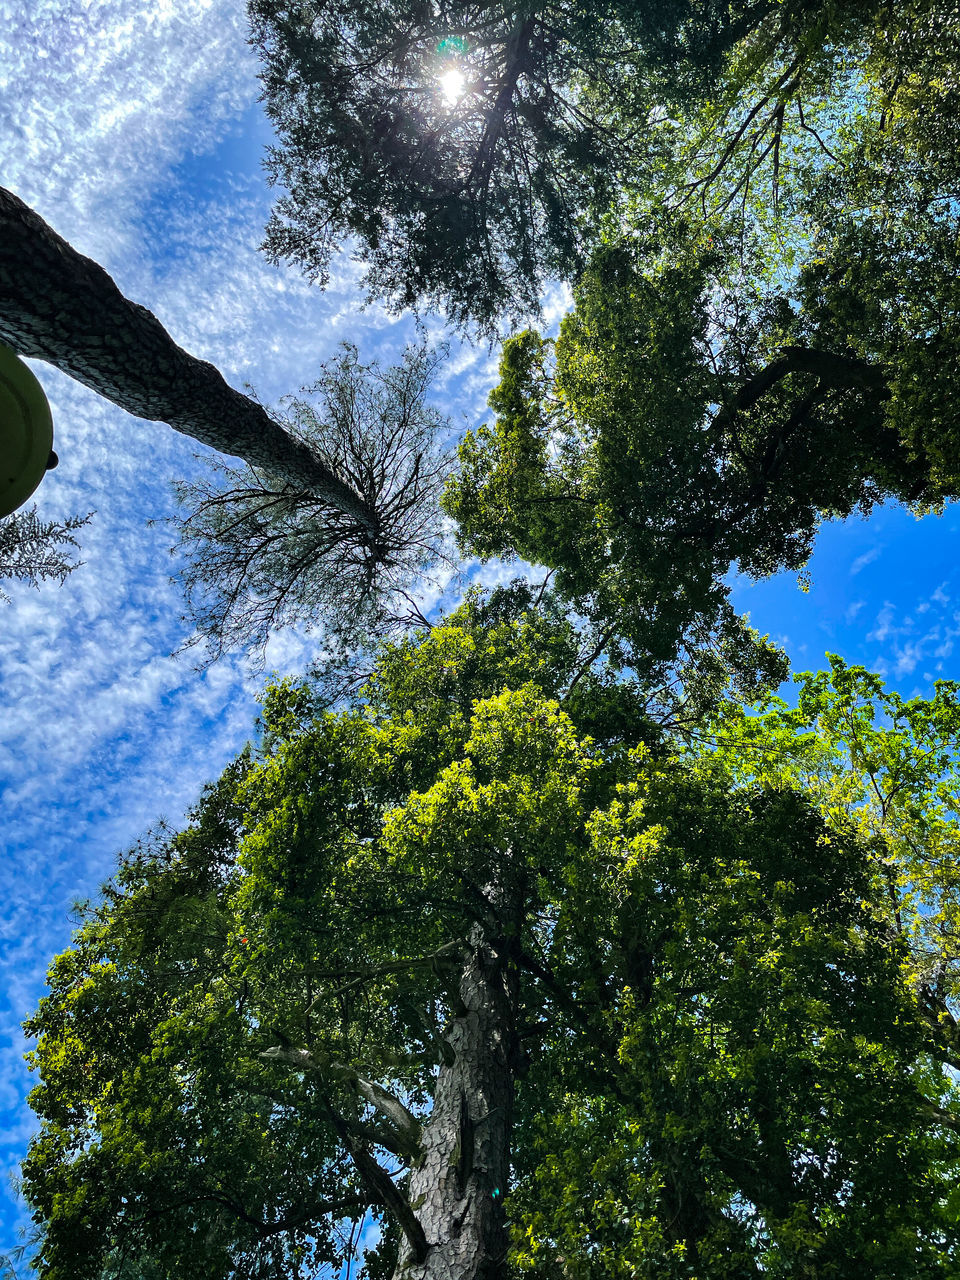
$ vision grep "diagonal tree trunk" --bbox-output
[0,186,375,532]
[393,924,518,1280]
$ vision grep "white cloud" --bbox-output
[894,642,923,678]
[1,0,255,258]
[856,582,960,687]
[850,545,881,575]
[844,599,865,623]
[867,602,897,643]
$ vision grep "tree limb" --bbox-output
[260,1045,423,1154]
[305,939,466,1004]
[0,186,376,532]
[322,1102,430,1264]
[721,345,888,423]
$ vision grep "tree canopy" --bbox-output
[253,0,960,650]
[16,3,960,1276]
[250,0,756,326]
[249,0,960,330]
[440,225,937,672]
[22,587,960,1279]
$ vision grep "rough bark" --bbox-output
[393,932,517,1280]
[0,186,375,532]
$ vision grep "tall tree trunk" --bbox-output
[0,186,375,532]
[393,930,517,1280]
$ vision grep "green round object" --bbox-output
[0,343,54,518]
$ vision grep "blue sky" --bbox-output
[2,0,959,1264]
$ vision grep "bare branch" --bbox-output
[173,343,456,662]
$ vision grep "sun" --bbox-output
[439,67,466,106]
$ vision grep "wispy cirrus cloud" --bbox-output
[850,545,881,575]
[845,599,865,623]
[1,0,254,248]
[863,584,960,680]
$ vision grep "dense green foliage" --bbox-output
[440,223,934,670]
[23,588,960,1278]
[701,656,960,1012]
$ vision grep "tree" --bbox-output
[248,1,955,330]
[173,342,453,661]
[249,0,762,328]
[0,506,91,601]
[22,586,960,1279]
[0,188,455,637]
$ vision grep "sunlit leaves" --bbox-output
[21,600,960,1277]
[699,657,960,1005]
